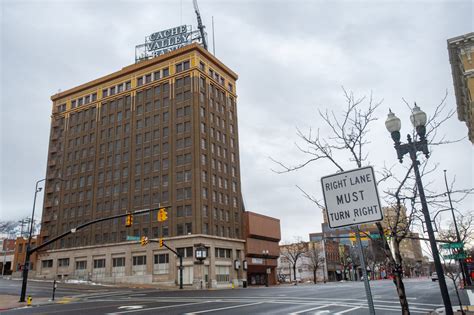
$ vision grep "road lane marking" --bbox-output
[335,306,362,314]
[117,305,144,310]
[109,301,212,314]
[290,304,333,314]
[184,301,264,314]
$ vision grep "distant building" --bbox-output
[448,32,474,143]
[12,237,39,275]
[278,241,326,283]
[381,206,424,276]
[1,239,16,251]
[0,238,16,275]
[243,212,281,286]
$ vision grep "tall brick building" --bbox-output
[37,42,247,288]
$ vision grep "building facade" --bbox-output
[277,241,326,283]
[13,237,39,274]
[37,43,247,287]
[448,32,474,143]
[244,212,280,286]
[0,238,16,275]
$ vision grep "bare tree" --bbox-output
[440,248,466,315]
[363,238,386,280]
[280,239,307,284]
[0,220,19,236]
[270,89,461,314]
[305,241,325,284]
[438,214,474,244]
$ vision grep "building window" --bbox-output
[58,258,69,267]
[154,253,169,274]
[215,248,231,258]
[94,259,106,269]
[177,247,193,258]
[162,68,169,77]
[75,260,87,270]
[42,260,53,268]
[112,257,125,267]
[133,255,146,266]
[176,60,190,73]
[216,266,230,282]
[132,255,147,275]
[185,222,192,234]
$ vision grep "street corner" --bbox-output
[0,294,52,311]
[429,306,474,315]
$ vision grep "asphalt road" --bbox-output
[1,278,469,314]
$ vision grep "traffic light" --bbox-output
[125,213,133,227]
[159,238,164,248]
[466,256,473,264]
[140,236,149,246]
[158,208,168,222]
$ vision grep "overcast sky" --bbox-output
[1,0,473,242]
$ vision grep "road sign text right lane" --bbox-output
[321,166,383,228]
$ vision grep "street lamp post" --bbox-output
[385,104,453,315]
[262,250,269,287]
[19,178,46,302]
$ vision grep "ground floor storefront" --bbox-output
[34,234,247,289]
[246,258,277,286]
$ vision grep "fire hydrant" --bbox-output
[27,295,32,306]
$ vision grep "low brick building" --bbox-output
[243,212,281,286]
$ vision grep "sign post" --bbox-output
[321,166,382,315]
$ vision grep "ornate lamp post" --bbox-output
[385,105,453,315]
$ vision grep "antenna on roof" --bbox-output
[193,0,208,50]
[212,16,216,55]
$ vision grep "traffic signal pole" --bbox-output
[19,207,157,302]
[149,239,183,289]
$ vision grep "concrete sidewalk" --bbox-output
[0,294,54,312]
[429,306,474,314]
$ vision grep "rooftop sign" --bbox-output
[135,25,202,63]
[321,166,383,229]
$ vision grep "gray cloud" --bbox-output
[1,0,472,242]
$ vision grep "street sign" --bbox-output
[443,253,468,260]
[126,236,140,241]
[321,166,383,229]
[439,242,464,250]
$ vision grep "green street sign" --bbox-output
[443,253,468,260]
[126,236,140,241]
[440,242,464,250]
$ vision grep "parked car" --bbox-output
[431,272,438,282]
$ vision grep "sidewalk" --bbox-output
[429,305,474,314]
[0,295,53,312]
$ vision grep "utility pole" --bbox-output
[443,170,471,286]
